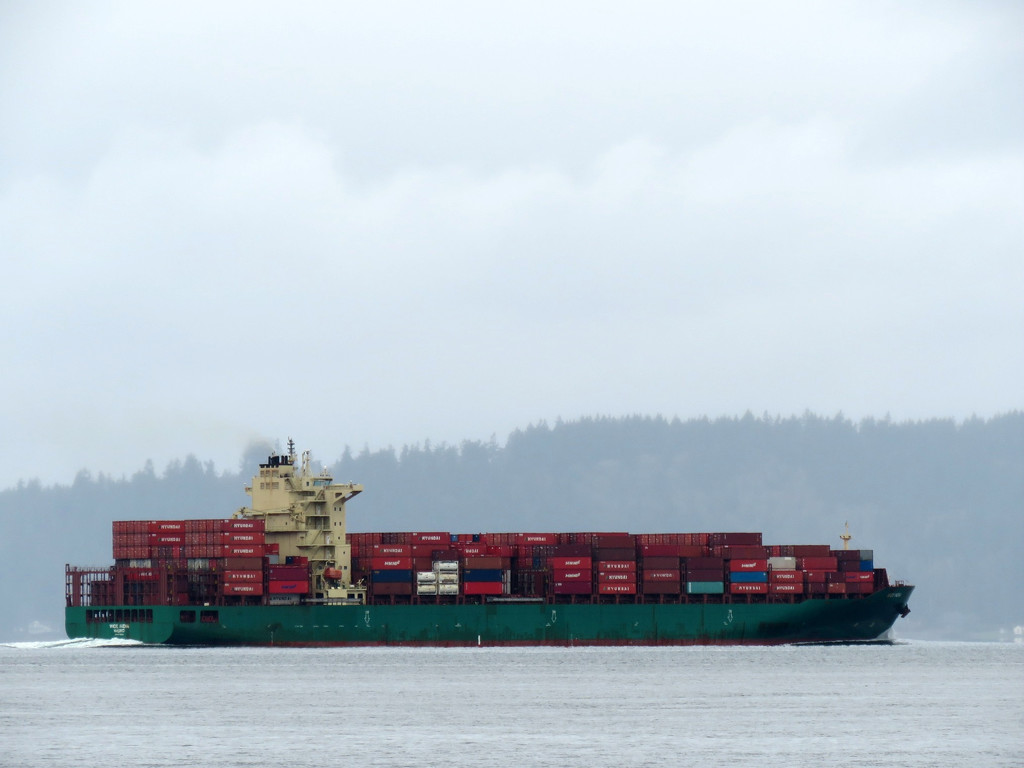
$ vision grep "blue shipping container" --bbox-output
[372,569,412,583]
[462,569,503,582]
[729,571,768,583]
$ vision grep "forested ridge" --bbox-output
[2,412,1020,641]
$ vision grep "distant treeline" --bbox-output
[2,412,1021,641]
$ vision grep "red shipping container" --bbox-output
[729,559,768,572]
[519,533,558,545]
[463,581,504,595]
[552,581,593,594]
[371,582,412,595]
[372,544,412,556]
[148,521,185,533]
[410,532,449,544]
[371,557,412,570]
[269,580,309,594]
[464,556,506,569]
[225,533,264,544]
[791,545,831,557]
[223,557,263,570]
[642,570,681,582]
[684,557,724,570]
[845,571,874,582]
[685,569,725,582]
[486,545,515,557]
[827,582,847,594]
[710,532,762,546]
[803,570,834,582]
[721,545,767,559]
[456,544,488,556]
[224,519,265,532]
[597,560,636,572]
[154,535,185,545]
[769,570,801,582]
[553,569,591,582]
[223,582,264,596]
[267,565,307,579]
[550,556,593,570]
[598,583,636,595]
[593,548,635,561]
[729,582,768,594]
[805,580,828,594]
[677,545,708,557]
[349,532,383,545]
[769,582,804,594]
[641,581,681,594]
[641,556,680,570]
[223,545,265,558]
[640,544,681,557]
[223,570,262,582]
[594,534,635,548]
[598,572,637,583]
[122,568,160,581]
[552,544,591,557]
[846,581,874,594]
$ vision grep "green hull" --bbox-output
[66,586,913,646]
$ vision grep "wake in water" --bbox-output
[1,637,146,650]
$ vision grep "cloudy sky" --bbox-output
[1,2,1021,488]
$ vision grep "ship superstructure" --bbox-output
[236,440,365,603]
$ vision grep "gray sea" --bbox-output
[1,640,1021,767]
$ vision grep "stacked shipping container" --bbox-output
[105,519,274,606]
[71,525,889,609]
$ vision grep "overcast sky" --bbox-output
[1,2,1021,489]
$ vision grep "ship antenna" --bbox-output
[288,438,296,463]
[840,521,852,551]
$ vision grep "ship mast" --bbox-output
[840,521,852,551]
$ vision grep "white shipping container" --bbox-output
[416,571,437,583]
[437,583,460,595]
[417,584,437,595]
[437,573,459,585]
[434,561,459,572]
[768,557,797,570]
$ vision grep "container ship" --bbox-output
[65,443,914,646]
